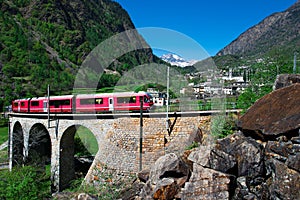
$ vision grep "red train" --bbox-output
[12,91,153,113]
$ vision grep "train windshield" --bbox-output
[144,94,153,104]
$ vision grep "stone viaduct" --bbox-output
[8,111,222,192]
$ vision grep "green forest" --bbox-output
[0,0,158,109]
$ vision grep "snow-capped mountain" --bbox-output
[160,53,198,67]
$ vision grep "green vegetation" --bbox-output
[0,166,51,199]
[0,0,155,108]
[185,141,199,150]
[211,114,237,139]
[66,162,135,200]
[0,127,8,145]
[74,126,98,156]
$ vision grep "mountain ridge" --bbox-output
[160,53,198,67]
[217,1,300,57]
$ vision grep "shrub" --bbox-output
[0,166,51,199]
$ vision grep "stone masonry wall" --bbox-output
[9,114,211,191]
[86,115,211,184]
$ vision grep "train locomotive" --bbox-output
[12,91,153,113]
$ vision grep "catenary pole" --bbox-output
[139,96,143,171]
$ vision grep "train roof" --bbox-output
[12,92,151,102]
[76,91,150,98]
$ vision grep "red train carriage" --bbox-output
[111,91,153,112]
[29,97,47,113]
[75,94,110,113]
[12,98,31,113]
[75,91,153,113]
[48,95,74,113]
[12,91,153,113]
[12,95,74,113]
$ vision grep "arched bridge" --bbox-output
[8,110,239,192]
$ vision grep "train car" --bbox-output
[75,91,153,113]
[112,91,153,112]
[75,94,110,113]
[12,98,31,113]
[29,97,48,113]
[48,95,74,113]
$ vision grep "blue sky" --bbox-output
[114,0,297,60]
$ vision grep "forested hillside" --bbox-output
[0,0,156,108]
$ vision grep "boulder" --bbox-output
[215,132,264,178]
[152,178,179,200]
[140,153,190,200]
[238,83,300,138]
[273,74,300,90]
[266,159,300,199]
[188,145,236,173]
[232,176,270,200]
[180,163,233,200]
[138,169,150,183]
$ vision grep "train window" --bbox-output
[62,100,70,105]
[50,100,58,108]
[13,102,18,107]
[130,97,136,103]
[144,96,150,103]
[117,97,127,104]
[80,98,94,105]
[21,102,25,107]
[31,101,39,106]
[95,98,103,104]
[117,97,136,104]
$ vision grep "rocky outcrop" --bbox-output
[238,83,300,139]
[130,82,300,200]
[139,153,190,200]
[273,74,300,90]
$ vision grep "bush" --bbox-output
[211,114,236,139]
[0,166,51,199]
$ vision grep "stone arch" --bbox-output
[59,125,98,190]
[27,123,51,167]
[12,121,24,166]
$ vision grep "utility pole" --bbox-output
[165,66,170,155]
[48,84,50,128]
[139,97,143,171]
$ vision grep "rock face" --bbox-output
[139,153,190,200]
[273,74,300,90]
[238,83,300,139]
[132,82,300,200]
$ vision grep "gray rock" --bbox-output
[188,145,236,173]
[181,163,233,200]
[266,159,300,200]
[273,74,300,90]
[140,153,190,199]
[216,132,264,177]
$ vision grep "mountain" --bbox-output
[217,0,300,58]
[160,53,198,67]
[0,0,156,106]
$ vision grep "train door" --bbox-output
[109,97,114,111]
[18,102,20,112]
[43,100,48,112]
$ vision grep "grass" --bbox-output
[0,127,8,145]
[0,126,8,163]
[75,126,98,156]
